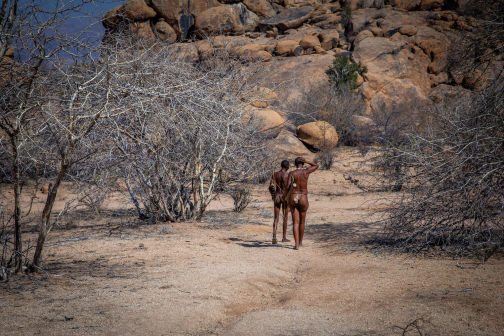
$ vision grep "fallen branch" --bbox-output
[445,283,481,293]
[394,317,430,336]
[456,262,480,269]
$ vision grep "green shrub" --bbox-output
[342,6,352,28]
[326,56,367,90]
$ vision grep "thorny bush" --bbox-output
[376,83,504,258]
[102,38,272,222]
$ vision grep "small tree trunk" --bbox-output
[11,135,22,273]
[392,159,404,192]
[32,161,69,268]
[126,179,148,220]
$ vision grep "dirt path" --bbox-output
[1,154,503,335]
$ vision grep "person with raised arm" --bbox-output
[283,157,319,250]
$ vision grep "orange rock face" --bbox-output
[195,6,238,38]
[297,121,338,149]
[155,19,177,43]
[123,0,157,21]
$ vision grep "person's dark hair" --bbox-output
[281,160,290,168]
[295,157,303,166]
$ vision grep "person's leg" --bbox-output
[299,196,309,247]
[272,203,280,244]
[281,201,290,242]
[291,205,300,250]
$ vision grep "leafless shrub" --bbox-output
[230,184,252,213]
[0,205,12,280]
[315,146,335,170]
[75,172,116,214]
[446,0,504,89]
[376,84,504,258]
[1,0,117,270]
[98,37,271,222]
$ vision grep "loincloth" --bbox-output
[292,192,307,205]
[273,190,285,205]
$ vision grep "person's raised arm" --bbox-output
[302,158,319,174]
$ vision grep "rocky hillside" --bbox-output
[102,0,502,155]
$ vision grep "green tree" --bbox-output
[326,56,367,91]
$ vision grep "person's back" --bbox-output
[289,166,312,195]
[274,169,289,195]
[269,160,291,244]
[283,157,318,250]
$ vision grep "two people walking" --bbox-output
[269,157,319,250]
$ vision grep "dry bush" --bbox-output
[0,205,12,280]
[99,38,271,222]
[230,184,252,213]
[446,0,504,90]
[1,0,116,270]
[315,146,336,170]
[376,84,504,258]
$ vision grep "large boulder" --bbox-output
[227,3,260,32]
[154,19,177,43]
[414,25,448,44]
[270,132,315,158]
[399,25,418,36]
[385,0,421,10]
[352,37,409,65]
[377,11,426,32]
[313,14,342,30]
[348,8,393,35]
[351,33,438,123]
[297,121,339,149]
[317,30,339,50]
[258,52,335,105]
[150,0,221,39]
[243,0,276,19]
[249,50,273,62]
[299,35,321,49]
[232,44,274,61]
[130,20,156,44]
[418,39,447,74]
[247,87,278,108]
[102,5,124,29]
[420,0,443,10]
[354,37,430,94]
[275,40,304,56]
[249,107,284,138]
[122,0,157,21]
[195,7,240,37]
[354,30,374,45]
[369,78,433,121]
[278,26,322,44]
[259,6,314,31]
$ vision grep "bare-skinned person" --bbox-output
[283,157,319,250]
[269,160,291,244]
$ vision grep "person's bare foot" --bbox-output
[282,238,291,242]
[294,245,299,250]
[272,237,278,244]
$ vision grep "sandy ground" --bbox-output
[1,149,503,335]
